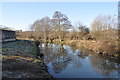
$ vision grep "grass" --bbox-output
[2,39,37,57]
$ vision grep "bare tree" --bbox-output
[52,11,72,41]
[90,15,118,42]
[30,16,52,41]
[91,15,117,31]
[72,22,90,40]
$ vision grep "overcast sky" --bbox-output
[1,2,118,31]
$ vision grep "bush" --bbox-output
[90,30,118,44]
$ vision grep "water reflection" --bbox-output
[52,61,69,73]
[89,55,120,78]
[39,43,120,78]
[41,43,72,73]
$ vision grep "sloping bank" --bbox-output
[2,40,53,79]
[45,39,119,58]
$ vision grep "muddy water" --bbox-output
[39,43,120,78]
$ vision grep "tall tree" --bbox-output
[52,11,72,30]
[52,11,72,40]
[30,16,52,41]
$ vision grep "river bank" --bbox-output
[41,39,119,58]
[16,38,119,57]
[1,40,53,78]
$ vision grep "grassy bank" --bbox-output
[2,39,53,78]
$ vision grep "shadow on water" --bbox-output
[39,43,120,78]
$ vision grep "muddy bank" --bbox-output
[2,55,53,78]
[2,40,53,78]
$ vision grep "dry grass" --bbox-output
[61,40,118,56]
[3,55,41,63]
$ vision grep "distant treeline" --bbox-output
[16,11,119,44]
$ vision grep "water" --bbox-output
[39,43,120,78]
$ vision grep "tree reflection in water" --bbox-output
[52,61,70,73]
[40,43,72,73]
[77,50,88,59]
[90,55,120,78]
[39,43,120,78]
